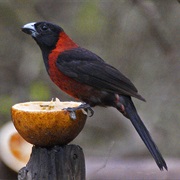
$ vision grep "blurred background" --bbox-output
[0,0,179,179]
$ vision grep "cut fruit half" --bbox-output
[0,122,32,172]
[11,99,87,146]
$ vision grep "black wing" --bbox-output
[56,47,145,101]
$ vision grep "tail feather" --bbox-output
[117,96,167,171]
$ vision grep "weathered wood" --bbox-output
[18,145,85,180]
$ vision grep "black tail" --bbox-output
[117,96,167,171]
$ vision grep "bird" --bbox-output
[22,21,167,171]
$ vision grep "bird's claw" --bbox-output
[85,106,94,117]
[64,107,77,120]
[77,103,94,117]
[63,103,94,120]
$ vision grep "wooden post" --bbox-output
[18,144,85,180]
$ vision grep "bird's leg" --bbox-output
[64,103,94,120]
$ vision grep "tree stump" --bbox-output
[18,144,85,180]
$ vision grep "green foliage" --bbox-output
[0,96,13,116]
[0,95,14,126]
[76,1,105,35]
[29,81,50,101]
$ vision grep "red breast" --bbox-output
[48,32,85,99]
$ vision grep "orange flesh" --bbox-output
[9,133,30,163]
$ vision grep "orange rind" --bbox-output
[11,99,87,146]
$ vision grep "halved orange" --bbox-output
[0,122,32,172]
[11,99,87,146]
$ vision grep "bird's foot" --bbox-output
[64,103,94,120]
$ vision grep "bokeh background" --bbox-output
[0,0,179,179]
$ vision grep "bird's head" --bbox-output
[22,22,64,50]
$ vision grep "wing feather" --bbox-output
[56,47,145,101]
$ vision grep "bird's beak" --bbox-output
[22,22,38,37]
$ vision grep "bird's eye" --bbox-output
[41,24,48,31]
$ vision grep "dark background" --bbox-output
[0,0,179,179]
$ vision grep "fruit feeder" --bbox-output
[11,98,87,180]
